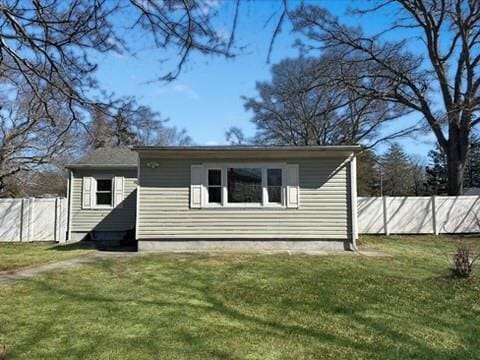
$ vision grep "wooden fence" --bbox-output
[0,197,67,242]
[358,196,480,234]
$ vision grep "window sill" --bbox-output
[90,205,114,210]
[198,204,287,210]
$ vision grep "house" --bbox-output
[66,145,361,250]
[66,147,138,241]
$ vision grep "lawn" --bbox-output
[0,242,93,272]
[0,236,479,359]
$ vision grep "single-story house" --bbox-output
[66,145,360,251]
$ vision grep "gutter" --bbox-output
[65,164,137,169]
[132,145,362,152]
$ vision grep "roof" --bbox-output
[133,145,362,152]
[133,145,361,160]
[66,146,137,169]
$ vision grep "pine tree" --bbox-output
[381,143,414,196]
[464,136,480,189]
[425,145,448,194]
[357,150,381,196]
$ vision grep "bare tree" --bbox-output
[244,56,412,146]
[0,0,237,192]
[0,80,82,195]
[0,0,238,107]
[290,1,480,194]
[225,126,246,145]
[89,99,192,149]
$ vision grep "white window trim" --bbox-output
[92,174,114,209]
[201,163,287,209]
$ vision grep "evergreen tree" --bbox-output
[426,137,480,194]
[425,145,448,194]
[381,143,414,196]
[464,136,480,189]
[357,150,381,196]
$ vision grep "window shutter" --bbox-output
[114,176,124,208]
[286,164,299,208]
[82,177,92,209]
[190,165,203,208]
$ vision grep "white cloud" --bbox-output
[205,140,219,146]
[157,83,200,100]
[172,84,200,100]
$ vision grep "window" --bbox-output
[228,168,262,203]
[207,169,222,204]
[267,168,282,203]
[201,164,288,208]
[95,178,113,206]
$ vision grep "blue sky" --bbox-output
[94,0,436,159]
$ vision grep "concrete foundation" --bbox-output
[138,240,353,252]
[70,232,88,242]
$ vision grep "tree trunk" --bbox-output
[446,133,469,195]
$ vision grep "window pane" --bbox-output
[268,186,282,203]
[267,169,282,186]
[227,168,262,203]
[208,169,222,186]
[96,193,112,205]
[208,187,221,203]
[97,179,112,191]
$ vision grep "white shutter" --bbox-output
[190,165,203,208]
[286,164,299,208]
[82,177,93,209]
[114,176,124,208]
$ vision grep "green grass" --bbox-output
[1,236,480,359]
[0,243,93,272]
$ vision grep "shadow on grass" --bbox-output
[16,259,478,359]
[49,240,137,252]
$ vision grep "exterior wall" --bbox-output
[70,169,137,234]
[137,156,351,240]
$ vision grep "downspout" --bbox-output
[66,169,73,242]
[349,154,358,250]
[135,155,140,242]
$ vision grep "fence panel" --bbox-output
[357,197,384,234]
[0,200,22,241]
[0,197,67,242]
[387,197,434,234]
[359,195,480,235]
[436,196,480,234]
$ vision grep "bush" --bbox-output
[451,244,478,278]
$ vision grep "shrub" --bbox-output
[451,244,478,278]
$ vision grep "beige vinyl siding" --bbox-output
[71,169,137,232]
[138,157,351,239]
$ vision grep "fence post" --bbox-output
[431,195,439,235]
[54,197,58,242]
[20,198,32,242]
[383,196,389,235]
[20,199,25,241]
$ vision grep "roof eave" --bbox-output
[132,145,362,152]
[65,164,137,170]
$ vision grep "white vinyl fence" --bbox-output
[358,196,480,235]
[0,197,67,242]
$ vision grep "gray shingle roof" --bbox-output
[66,147,137,168]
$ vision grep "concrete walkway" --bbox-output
[0,251,137,284]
